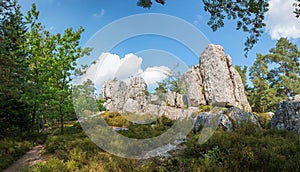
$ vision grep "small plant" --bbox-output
[199,105,211,112]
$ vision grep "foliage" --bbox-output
[26,119,300,172]
[0,0,31,136]
[202,0,269,56]
[199,105,212,112]
[255,112,272,129]
[23,4,92,134]
[294,0,300,18]
[137,0,272,56]
[0,133,47,171]
[137,0,165,8]
[249,38,300,112]
[154,70,186,99]
[235,65,248,89]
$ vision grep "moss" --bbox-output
[199,105,211,112]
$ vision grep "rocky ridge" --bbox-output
[101,44,252,121]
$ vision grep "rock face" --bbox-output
[270,101,300,133]
[102,80,127,112]
[123,77,149,113]
[184,65,206,106]
[193,107,259,132]
[166,92,185,108]
[101,44,252,120]
[199,44,251,111]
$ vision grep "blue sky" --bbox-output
[19,0,300,88]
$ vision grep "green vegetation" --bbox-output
[1,1,300,171]
[18,117,300,172]
[248,38,300,113]
[137,0,300,56]
[0,133,47,171]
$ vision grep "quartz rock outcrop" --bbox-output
[270,100,300,133]
[166,92,186,108]
[123,77,149,113]
[199,44,251,111]
[184,65,206,107]
[102,80,127,112]
[101,44,252,121]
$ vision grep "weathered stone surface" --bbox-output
[293,94,300,102]
[199,44,251,111]
[122,98,141,113]
[102,80,127,112]
[225,107,259,125]
[270,101,300,133]
[184,65,206,107]
[176,93,185,108]
[193,113,233,132]
[102,44,252,121]
[161,106,184,120]
[126,77,148,99]
[150,95,161,105]
[166,92,176,107]
[145,104,161,115]
[126,77,150,113]
[166,92,185,108]
[193,107,259,132]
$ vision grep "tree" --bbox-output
[249,54,279,112]
[265,38,300,99]
[235,65,248,88]
[24,4,92,134]
[249,38,300,112]
[23,4,55,132]
[294,0,300,18]
[137,0,299,56]
[0,0,30,135]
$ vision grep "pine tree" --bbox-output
[249,38,300,113]
[0,0,30,135]
[265,38,300,99]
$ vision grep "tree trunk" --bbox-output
[59,104,64,135]
[31,106,36,132]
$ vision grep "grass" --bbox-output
[20,112,300,171]
[0,132,47,171]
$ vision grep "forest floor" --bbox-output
[3,144,46,172]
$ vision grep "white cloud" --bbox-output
[266,0,300,39]
[93,9,105,18]
[140,66,172,87]
[84,52,171,89]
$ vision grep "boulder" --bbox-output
[225,107,259,126]
[184,65,206,107]
[270,101,300,133]
[101,80,127,112]
[193,107,259,132]
[193,113,232,132]
[199,44,251,111]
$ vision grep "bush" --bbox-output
[0,132,47,171]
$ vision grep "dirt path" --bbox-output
[3,144,46,172]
